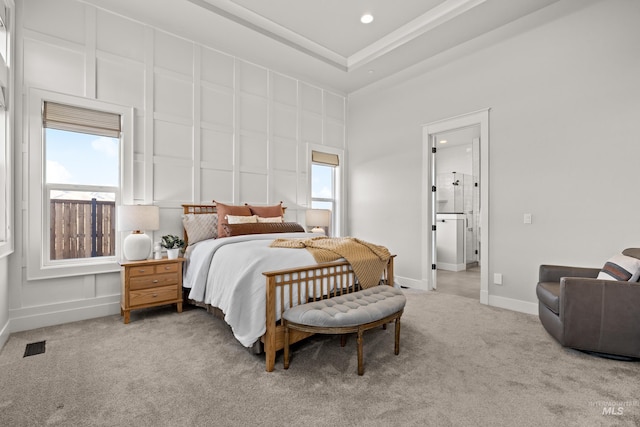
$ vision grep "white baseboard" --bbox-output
[395,275,429,290]
[488,294,538,315]
[8,296,121,333]
[396,275,537,316]
[437,262,466,272]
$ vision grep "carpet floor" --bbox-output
[0,289,638,426]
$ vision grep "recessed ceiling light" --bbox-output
[367,69,375,74]
[439,140,448,144]
[361,14,374,24]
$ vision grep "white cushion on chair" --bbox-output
[597,253,640,281]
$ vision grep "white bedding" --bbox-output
[184,232,321,347]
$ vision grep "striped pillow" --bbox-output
[597,253,640,281]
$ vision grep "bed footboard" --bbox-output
[262,256,395,372]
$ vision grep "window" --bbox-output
[28,90,133,279]
[309,147,342,236]
[0,3,12,258]
[45,122,119,261]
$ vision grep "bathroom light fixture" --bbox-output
[361,14,374,24]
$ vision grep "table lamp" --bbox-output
[118,205,160,260]
[305,209,331,235]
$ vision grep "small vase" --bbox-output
[166,248,180,259]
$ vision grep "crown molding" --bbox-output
[188,0,487,73]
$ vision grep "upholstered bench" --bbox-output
[282,285,406,375]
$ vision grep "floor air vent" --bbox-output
[24,341,46,357]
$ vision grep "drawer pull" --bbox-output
[152,294,158,298]
[152,280,159,283]
[138,269,145,273]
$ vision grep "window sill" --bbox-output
[27,258,120,280]
[0,241,13,259]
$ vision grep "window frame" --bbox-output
[307,144,344,237]
[0,2,13,259]
[28,89,133,279]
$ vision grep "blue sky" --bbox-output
[311,164,333,199]
[46,128,119,187]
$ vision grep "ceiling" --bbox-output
[83,0,564,93]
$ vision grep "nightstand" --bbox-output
[119,257,185,324]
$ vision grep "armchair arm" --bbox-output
[539,264,600,283]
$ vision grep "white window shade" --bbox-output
[312,150,339,166]
[44,101,121,138]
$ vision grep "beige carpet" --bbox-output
[0,290,639,426]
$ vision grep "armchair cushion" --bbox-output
[536,282,560,314]
[596,253,640,282]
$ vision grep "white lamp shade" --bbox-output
[118,205,160,232]
[306,209,331,235]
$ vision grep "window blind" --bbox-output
[312,150,339,166]
[43,101,121,138]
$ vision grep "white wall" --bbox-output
[347,0,640,310]
[8,0,345,333]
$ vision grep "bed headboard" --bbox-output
[181,203,287,246]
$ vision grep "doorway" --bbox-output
[433,127,480,299]
[422,109,489,305]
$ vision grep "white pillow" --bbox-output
[226,214,258,224]
[257,216,283,223]
[597,253,640,281]
[182,213,218,245]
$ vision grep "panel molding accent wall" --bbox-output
[11,0,346,333]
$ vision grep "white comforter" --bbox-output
[184,232,320,347]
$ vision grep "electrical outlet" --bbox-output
[494,273,503,285]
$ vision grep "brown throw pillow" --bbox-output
[222,222,304,237]
[214,201,252,238]
[247,202,284,218]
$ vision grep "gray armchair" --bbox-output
[536,248,640,359]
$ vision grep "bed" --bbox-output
[181,203,395,372]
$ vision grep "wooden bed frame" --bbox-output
[182,204,395,372]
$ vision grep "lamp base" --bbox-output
[123,232,152,261]
[311,227,326,235]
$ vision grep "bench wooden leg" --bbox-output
[284,321,290,370]
[357,328,364,376]
[340,334,347,347]
[394,316,401,355]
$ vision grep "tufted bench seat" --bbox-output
[282,285,406,375]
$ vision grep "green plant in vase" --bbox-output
[161,235,185,259]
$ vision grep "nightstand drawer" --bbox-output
[130,272,179,290]
[120,257,184,324]
[129,285,179,307]
[129,262,179,277]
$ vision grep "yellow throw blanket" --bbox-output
[270,236,391,289]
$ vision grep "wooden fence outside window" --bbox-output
[50,199,116,260]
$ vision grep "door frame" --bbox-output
[422,109,490,305]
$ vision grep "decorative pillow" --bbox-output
[597,253,640,281]
[222,222,305,237]
[257,216,283,223]
[247,203,284,218]
[214,201,252,237]
[227,214,258,224]
[182,213,218,245]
